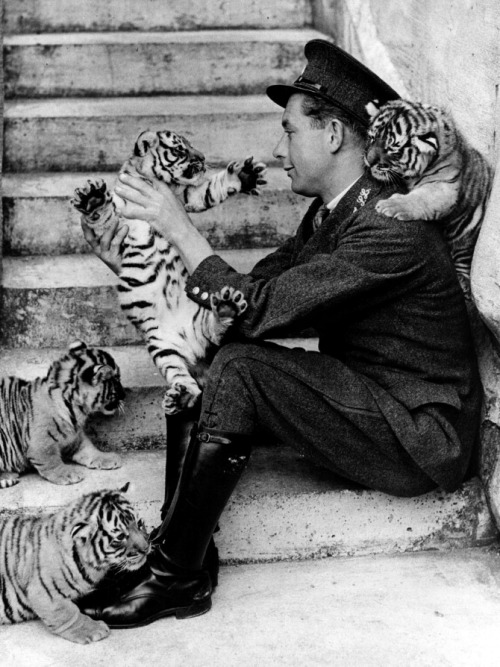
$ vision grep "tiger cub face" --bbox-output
[364,99,456,184]
[128,129,207,187]
[47,341,125,417]
[71,485,149,572]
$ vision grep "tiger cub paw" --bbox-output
[376,194,421,221]
[40,465,85,486]
[57,615,110,644]
[210,286,248,324]
[233,156,268,195]
[71,179,112,217]
[81,452,122,470]
[162,381,202,415]
[0,471,20,489]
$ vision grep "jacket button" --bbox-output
[192,286,200,295]
[201,292,209,300]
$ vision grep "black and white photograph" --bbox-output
[1,1,500,665]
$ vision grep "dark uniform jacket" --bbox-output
[186,172,481,491]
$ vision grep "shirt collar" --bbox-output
[324,176,362,211]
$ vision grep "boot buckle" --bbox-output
[197,431,231,445]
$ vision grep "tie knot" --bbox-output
[312,204,329,232]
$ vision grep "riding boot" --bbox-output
[151,408,219,587]
[81,427,252,628]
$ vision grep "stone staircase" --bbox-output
[1,0,497,564]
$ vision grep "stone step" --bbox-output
[0,449,494,564]
[4,95,284,172]
[0,340,318,450]
[3,168,308,256]
[4,0,312,34]
[1,249,275,347]
[2,549,500,664]
[4,29,323,98]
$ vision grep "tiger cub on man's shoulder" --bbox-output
[0,484,148,644]
[0,341,124,489]
[72,130,266,415]
[364,98,493,294]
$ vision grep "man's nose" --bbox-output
[272,133,286,160]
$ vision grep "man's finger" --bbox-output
[119,172,153,196]
[100,217,120,251]
[115,183,148,206]
[111,224,129,248]
[80,220,98,249]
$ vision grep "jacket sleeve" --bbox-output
[185,205,430,339]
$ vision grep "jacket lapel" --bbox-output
[298,172,385,260]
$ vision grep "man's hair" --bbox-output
[300,95,367,145]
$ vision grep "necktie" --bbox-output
[312,204,329,232]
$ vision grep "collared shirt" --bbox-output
[325,177,362,211]
[312,177,361,231]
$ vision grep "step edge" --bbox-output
[4,27,325,45]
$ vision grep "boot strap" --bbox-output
[197,431,232,445]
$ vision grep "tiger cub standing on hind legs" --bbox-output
[0,341,124,489]
[364,99,493,296]
[0,484,149,643]
[72,130,267,414]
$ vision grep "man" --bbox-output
[81,40,480,627]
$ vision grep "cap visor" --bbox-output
[266,84,303,108]
[267,83,335,108]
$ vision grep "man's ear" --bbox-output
[326,118,345,154]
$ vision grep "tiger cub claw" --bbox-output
[71,179,111,215]
[210,286,248,323]
[162,381,202,415]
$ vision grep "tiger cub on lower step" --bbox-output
[364,99,493,295]
[0,341,124,488]
[72,130,266,414]
[0,484,148,643]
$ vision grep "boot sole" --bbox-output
[107,597,212,629]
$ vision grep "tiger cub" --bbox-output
[0,484,149,643]
[0,341,124,488]
[365,99,493,294]
[72,130,265,414]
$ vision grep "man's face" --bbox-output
[273,93,333,198]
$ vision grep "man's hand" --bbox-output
[114,172,192,243]
[114,172,214,273]
[81,217,128,276]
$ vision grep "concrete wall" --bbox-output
[0,12,3,289]
[313,0,500,158]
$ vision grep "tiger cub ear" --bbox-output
[134,130,159,156]
[365,100,381,119]
[413,133,439,155]
[119,482,131,494]
[68,340,88,355]
[71,521,94,543]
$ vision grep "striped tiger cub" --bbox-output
[72,130,264,414]
[0,341,124,489]
[365,99,493,294]
[0,484,149,643]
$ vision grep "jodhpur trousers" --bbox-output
[199,341,439,497]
